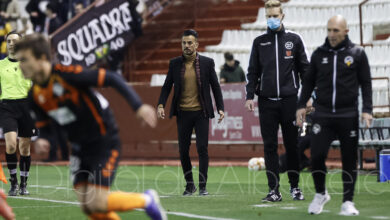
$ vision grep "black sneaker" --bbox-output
[8,178,19,196]
[261,190,282,202]
[290,187,304,200]
[183,184,197,196]
[199,187,209,196]
[19,183,30,196]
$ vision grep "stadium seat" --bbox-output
[241,8,265,30]
[150,74,167,87]
[242,0,390,30]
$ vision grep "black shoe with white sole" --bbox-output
[183,184,197,196]
[262,190,282,202]
[19,182,30,196]
[8,178,18,196]
[199,188,209,196]
[290,187,304,200]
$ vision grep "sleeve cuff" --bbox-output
[246,93,254,100]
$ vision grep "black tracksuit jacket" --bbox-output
[298,36,372,117]
[246,26,309,99]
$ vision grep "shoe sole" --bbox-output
[261,198,282,202]
[309,195,331,215]
[292,196,305,201]
[146,190,167,220]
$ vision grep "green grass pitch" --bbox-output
[1,165,389,220]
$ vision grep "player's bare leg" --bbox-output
[78,185,166,220]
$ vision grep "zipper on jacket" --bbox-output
[260,73,264,91]
[332,52,337,113]
[292,70,297,89]
[275,34,280,98]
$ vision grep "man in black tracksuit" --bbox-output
[245,0,309,202]
[297,15,372,216]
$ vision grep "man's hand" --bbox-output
[296,108,307,127]
[136,104,157,128]
[361,112,373,128]
[245,99,255,112]
[157,106,165,119]
[34,138,50,154]
[218,110,225,123]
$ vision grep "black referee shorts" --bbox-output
[0,99,37,137]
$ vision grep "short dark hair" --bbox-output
[14,34,51,60]
[46,3,58,13]
[224,52,234,61]
[182,29,198,39]
[5,31,22,41]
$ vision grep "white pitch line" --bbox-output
[29,185,70,190]
[280,207,298,210]
[8,196,238,220]
[12,205,71,209]
[371,217,390,220]
[253,204,275,208]
[9,196,79,205]
[167,211,238,220]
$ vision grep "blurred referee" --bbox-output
[0,31,35,196]
[297,15,372,216]
[245,0,309,202]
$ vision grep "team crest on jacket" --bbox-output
[285,41,293,50]
[344,56,354,67]
[312,123,321,134]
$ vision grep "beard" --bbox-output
[184,49,194,55]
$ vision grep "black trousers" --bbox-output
[48,124,69,161]
[176,110,209,188]
[310,116,358,202]
[279,133,311,173]
[258,96,300,191]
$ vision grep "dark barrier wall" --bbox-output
[99,84,177,142]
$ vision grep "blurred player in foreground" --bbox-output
[0,166,15,220]
[15,34,166,220]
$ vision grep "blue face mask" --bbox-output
[267,17,281,30]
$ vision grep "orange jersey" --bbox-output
[28,64,142,144]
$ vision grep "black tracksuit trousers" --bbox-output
[310,116,358,202]
[258,96,300,192]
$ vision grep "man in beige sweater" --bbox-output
[157,29,224,196]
